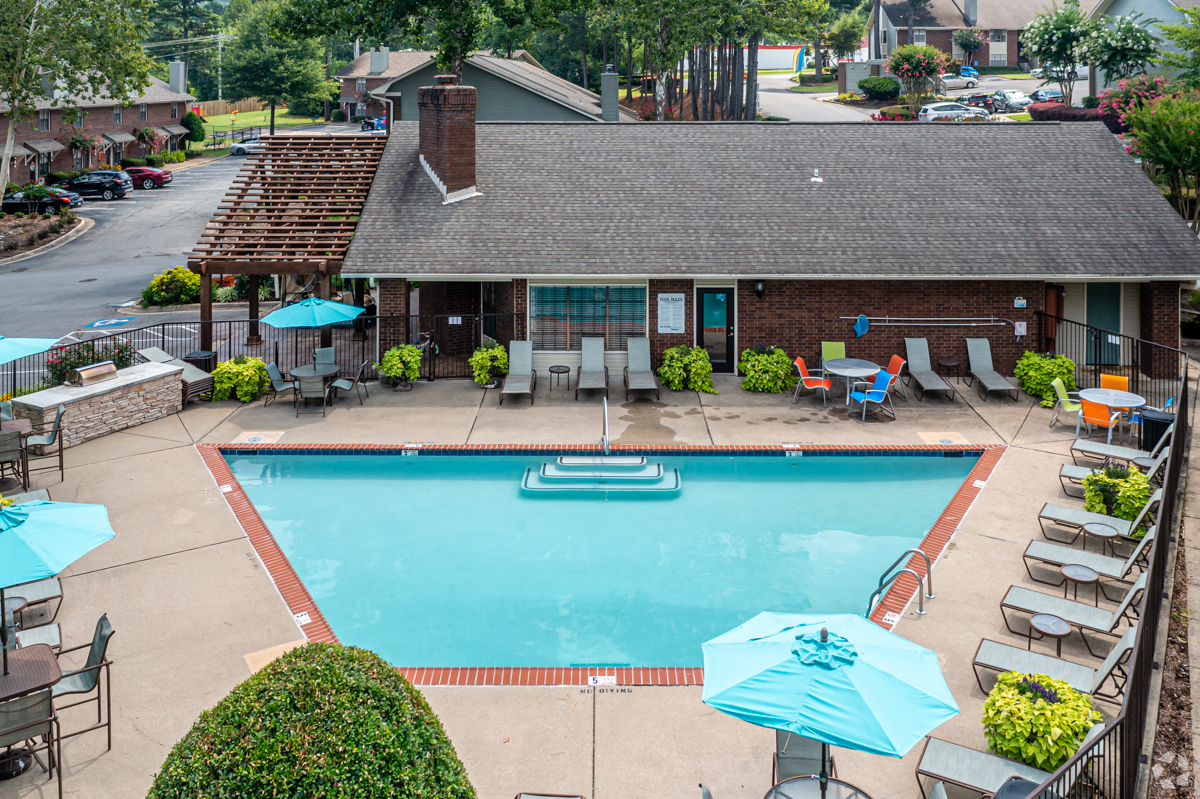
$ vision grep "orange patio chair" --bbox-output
[1076,399,1121,444]
[793,356,833,406]
[885,354,908,401]
[1100,373,1132,440]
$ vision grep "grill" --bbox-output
[65,361,117,386]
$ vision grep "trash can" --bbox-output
[1139,407,1173,451]
[183,350,218,373]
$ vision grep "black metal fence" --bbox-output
[1037,311,1187,411]
[376,313,526,380]
[1027,368,1190,799]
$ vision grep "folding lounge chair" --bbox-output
[137,347,214,406]
[1023,525,1154,600]
[500,341,536,406]
[849,371,896,422]
[1038,488,1161,547]
[792,357,832,406]
[964,338,1018,401]
[1000,573,1145,656]
[903,338,956,401]
[972,626,1136,703]
[917,724,1106,799]
[575,337,608,400]
[1071,423,1172,466]
[623,338,659,401]
[773,730,836,783]
[1060,449,1168,496]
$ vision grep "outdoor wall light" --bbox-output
[754,281,765,298]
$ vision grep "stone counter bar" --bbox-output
[13,362,184,453]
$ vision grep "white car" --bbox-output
[1031,64,1091,80]
[917,102,990,122]
[230,138,267,156]
[938,74,978,91]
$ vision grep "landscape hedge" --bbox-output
[146,644,477,799]
[1028,103,1101,122]
[46,171,82,184]
[857,76,901,102]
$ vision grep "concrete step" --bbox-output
[556,456,647,468]
[521,467,681,494]
[540,462,664,481]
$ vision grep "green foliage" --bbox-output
[1124,91,1200,232]
[658,345,717,394]
[981,671,1101,771]
[827,13,865,58]
[953,28,988,60]
[879,104,913,119]
[857,76,900,101]
[1083,464,1152,533]
[143,154,166,168]
[331,108,346,122]
[1158,6,1200,88]
[181,111,207,143]
[44,340,135,386]
[738,346,799,393]
[376,345,423,382]
[1013,351,1077,406]
[886,44,951,117]
[146,643,477,799]
[120,158,147,168]
[46,171,83,184]
[468,344,508,387]
[233,273,274,301]
[1081,95,1100,108]
[1082,12,1159,84]
[210,356,270,402]
[1022,1,1093,105]
[143,265,202,306]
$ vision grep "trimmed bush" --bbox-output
[1013,351,1076,406]
[1028,103,1101,122]
[146,643,477,799]
[142,265,201,306]
[878,105,913,119]
[981,671,1101,771]
[210,356,270,402]
[332,108,346,122]
[46,171,82,184]
[143,154,166,168]
[1081,95,1100,109]
[857,76,901,102]
[658,345,717,394]
[184,149,203,159]
[120,158,147,168]
[738,346,799,393]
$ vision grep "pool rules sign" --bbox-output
[657,293,685,334]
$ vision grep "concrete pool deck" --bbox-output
[5,372,1174,799]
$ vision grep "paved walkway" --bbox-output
[5,373,1156,798]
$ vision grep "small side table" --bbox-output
[1061,564,1100,606]
[548,365,570,392]
[1028,613,1071,656]
[937,358,962,383]
[1082,522,1119,556]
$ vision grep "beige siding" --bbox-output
[1058,282,1087,366]
[1120,282,1141,365]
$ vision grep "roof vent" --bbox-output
[811,169,823,183]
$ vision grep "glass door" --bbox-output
[697,288,734,372]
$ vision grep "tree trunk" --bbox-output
[732,43,744,120]
[907,11,915,49]
[872,0,882,58]
[626,34,633,102]
[691,47,699,121]
[0,115,18,194]
[813,33,823,81]
[745,34,759,120]
[270,101,276,135]
[582,15,588,90]
[324,44,332,121]
[654,16,669,121]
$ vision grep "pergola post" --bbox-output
[246,275,262,345]
[199,262,213,351]
[319,273,333,348]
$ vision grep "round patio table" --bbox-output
[764,776,874,799]
[1061,563,1100,606]
[1028,613,1071,656]
[823,359,881,406]
[1078,388,1145,443]
[290,364,340,380]
[1082,522,1120,557]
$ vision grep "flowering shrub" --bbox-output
[142,266,202,306]
[45,339,135,386]
[1123,91,1200,231]
[870,111,907,121]
[1022,1,1093,105]
[211,357,270,402]
[135,127,162,152]
[1097,74,1177,133]
[982,671,1102,770]
[952,29,989,63]
[58,129,103,153]
[886,45,951,118]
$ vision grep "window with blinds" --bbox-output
[530,286,646,350]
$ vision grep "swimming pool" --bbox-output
[225,450,981,669]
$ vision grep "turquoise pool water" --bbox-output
[227,452,978,667]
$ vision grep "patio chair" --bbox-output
[792,356,832,406]
[972,626,1136,703]
[313,347,337,371]
[700,786,714,799]
[576,337,609,400]
[1129,397,1174,435]
[22,403,64,485]
[53,614,114,750]
[500,341,536,406]
[1071,423,1172,466]
[903,339,956,401]
[884,355,908,401]
[0,429,27,492]
[137,347,214,406]
[0,400,11,422]
[295,376,331,417]
[1022,526,1154,599]
[915,724,1106,799]
[1048,377,1082,428]
[820,342,845,369]
[773,730,837,783]
[6,576,63,628]
[848,371,896,422]
[1038,488,1161,547]
[331,361,370,406]
[1059,449,1168,496]
[1000,573,1145,656]
[264,363,296,406]
[964,338,1018,401]
[1075,400,1121,445]
[6,489,51,504]
[623,338,659,401]
[0,688,61,799]
[1099,375,1131,433]
[16,622,61,652]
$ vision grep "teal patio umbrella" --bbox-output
[0,336,60,366]
[0,500,116,674]
[702,612,958,769]
[260,297,363,328]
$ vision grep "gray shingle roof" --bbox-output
[342,121,1200,280]
[879,0,1076,29]
[0,76,193,113]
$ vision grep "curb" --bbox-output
[170,154,231,172]
[118,299,283,315]
[0,216,94,267]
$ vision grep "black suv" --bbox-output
[57,170,133,201]
[955,92,994,113]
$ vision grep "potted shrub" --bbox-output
[469,344,508,388]
[210,357,270,402]
[981,671,1101,771]
[1082,461,1152,535]
[375,344,423,391]
[657,345,717,394]
[1013,352,1077,406]
[738,345,799,393]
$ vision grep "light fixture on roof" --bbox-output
[811,169,823,183]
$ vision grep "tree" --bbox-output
[904,0,930,48]
[1159,6,1200,89]
[952,28,986,67]
[225,0,335,134]
[826,12,864,58]
[1083,13,1158,86]
[1021,0,1095,106]
[886,43,948,118]
[0,0,155,193]
[147,0,222,98]
[181,110,206,143]
[1123,91,1200,231]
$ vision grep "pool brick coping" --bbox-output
[197,442,1007,686]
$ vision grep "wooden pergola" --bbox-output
[186,134,386,350]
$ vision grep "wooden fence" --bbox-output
[192,97,263,117]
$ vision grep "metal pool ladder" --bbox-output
[600,397,610,455]
[866,549,935,617]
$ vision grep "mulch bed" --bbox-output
[1150,536,1193,797]
[0,213,78,259]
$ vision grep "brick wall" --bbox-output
[893,28,1021,67]
[417,82,477,195]
[378,277,408,351]
[734,279,1044,375]
[648,279,695,366]
[420,281,481,355]
[1140,281,1181,378]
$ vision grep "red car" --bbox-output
[125,166,173,190]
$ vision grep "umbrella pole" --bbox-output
[819,741,828,799]
[1,586,8,675]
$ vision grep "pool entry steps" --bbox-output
[521,455,682,493]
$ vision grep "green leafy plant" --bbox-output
[738,346,799,393]
[210,356,270,402]
[1083,463,1152,534]
[142,265,202,306]
[44,340,134,386]
[181,110,206,143]
[468,344,508,387]
[214,286,237,303]
[981,671,1102,771]
[857,76,901,102]
[1014,352,1077,406]
[146,643,476,799]
[658,345,717,394]
[376,345,423,382]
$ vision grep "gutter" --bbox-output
[339,272,1200,282]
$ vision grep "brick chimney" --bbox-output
[418,75,480,204]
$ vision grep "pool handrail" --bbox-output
[867,568,926,616]
[879,548,934,600]
[601,396,610,455]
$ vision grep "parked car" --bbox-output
[1031,64,1090,80]
[992,90,1033,113]
[917,102,991,122]
[56,170,132,201]
[1,186,82,214]
[955,92,995,113]
[959,66,979,78]
[1030,87,1064,104]
[938,74,978,91]
[230,138,267,156]
[125,166,173,190]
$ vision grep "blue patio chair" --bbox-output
[849,371,896,422]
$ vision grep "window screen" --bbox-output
[912,29,925,43]
[990,53,1007,66]
[530,286,646,350]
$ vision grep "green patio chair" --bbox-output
[0,430,26,492]
[53,614,115,750]
[0,400,11,422]
[313,347,336,369]
[820,341,845,368]
[0,688,60,798]
[972,626,1136,702]
[774,730,836,782]
[331,361,370,405]
[1000,572,1145,656]
[965,338,1018,401]
[264,363,296,406]
[22,404,65,485]
[295,376,330,417]
[1048,377,1082,428]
